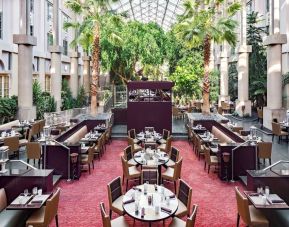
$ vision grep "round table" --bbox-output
[134,149,169,184]
[123,184,178,226]
[136,132,162,146]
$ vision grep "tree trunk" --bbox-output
[90,24,100,116]
[202,35,211,114]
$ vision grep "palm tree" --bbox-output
[175,0,241,113]
[65,0,118,115]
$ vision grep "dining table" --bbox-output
[122,184,178,226]
[6,192,52,210]
[244,191,289,210]
[134,149,169,184]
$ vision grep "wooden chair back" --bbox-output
[128,129,136,139]
[121,156,129,178]
[235,187,250,225]
[141,169,158,185]
[124,146,133,161]
[186,204,198,227]
[165,136,172,153]
[170,147,179,162]
[272,122,282,136]
[173,157,183,180]
[257,142,272,159]
[203,145,211,165]
[107,177,122,206]
[100,202,112,227]
[4,136,19,155]
[44,188,61,225]
[26,142,41,159]
[177,179,192,216]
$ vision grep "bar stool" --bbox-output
[222,152,230,182]
[70,153,79,180]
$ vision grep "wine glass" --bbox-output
[265,186,270,197]
[24,189,29,197]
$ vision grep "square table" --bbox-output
[244,191,289,209]
[6,193,51,210]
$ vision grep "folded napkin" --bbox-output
[123,199,135,205]
[158,158,166,162]
[161,207,172,214]
[169,195,175,199]
[31,200,43,204]
[271,199,285,204]
[134,154,141,158]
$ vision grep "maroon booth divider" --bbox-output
[127,81,174,133]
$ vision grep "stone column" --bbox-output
[263,0,287,129]
[13,0,36,120]
[82,54,91,95]
[235,0,252,117]
[50,0,62,111]
[70,52,80,98]
[218,42,230,106]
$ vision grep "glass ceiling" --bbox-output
[108,0,185,31]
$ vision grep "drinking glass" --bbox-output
[166,196,170,206]
[32,187,38,195]
[265,186,270,197]
[38,189,43,195]
[24,189,29,197]
[160,184,164,194]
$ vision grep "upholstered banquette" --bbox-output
[0,120,20,131]
[64,126,88,145]
[211,126,236,144]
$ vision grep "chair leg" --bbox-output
[126,179,128,191]
[208,165,210,174]
[236,213,240,227]
[110,209,112,219]
[204,162,206,170]
[92,161,94,169]
[55,214,59,227]
[88,164,91,174]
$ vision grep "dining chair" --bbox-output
[170,204,198,227]
[257,142,272,167]
[128,129,140,144]
[158,129,170,144]
[121,156,141,191]
[105,124,112,144]
[187,125,193,143]
[203,146,219,174]
[26,142,42,168]
[124,146,137,167]
[26,188,61,227]
[4,136,20,158]
[196,136,205,160]
[257,108,263,125]
[272,122,288,143]
[175,179,192,218]
[235,187,269,227]
[161,157,183,192]
[99,202,129,227]
[141,169,158,185]
[159,135,172,153]
[107,176,124,218]
[81,144,95,174]
[165,147,179,167]
[127,137,142,153]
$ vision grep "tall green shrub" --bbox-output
[33,81,56,119]
[75,86,87,108]
[0,96,18,123]
[61,80,76,110]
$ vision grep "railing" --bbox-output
[231,139,258,182]
[258,160,289,176]
[44,107,89,126]
[9,160,37,170]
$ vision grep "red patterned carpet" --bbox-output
[51,140,245,227]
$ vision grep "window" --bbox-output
[0,12,3,39]
[47,33,53,48]
[29,0,34,36]
[0,74,9,97]
[45,74,51,93]
[63,40,68,56]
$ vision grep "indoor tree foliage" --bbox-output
[228,62,238,101]
[247,11,267,107]
[0,96,18,123]
[61,80,75,111]
[175,0,241,113]
[169,52,203,100]
[65,0,118,115]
